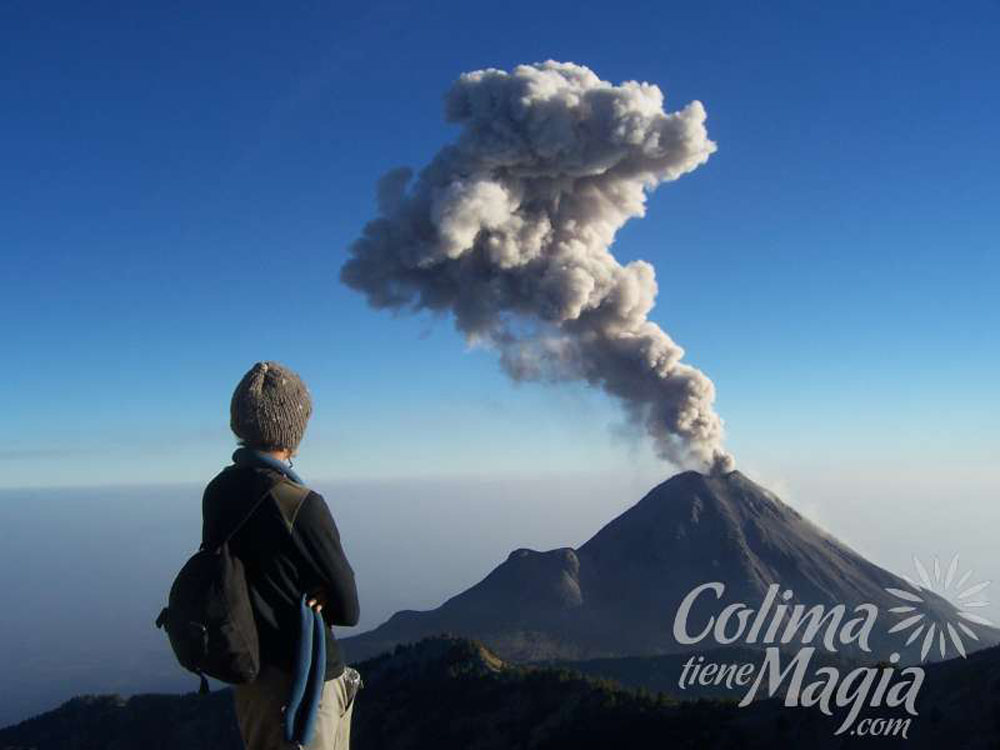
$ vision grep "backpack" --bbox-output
[154,484,273,694]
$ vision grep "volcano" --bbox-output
[342,471,997,664]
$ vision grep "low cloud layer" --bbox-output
[342,61,733,472]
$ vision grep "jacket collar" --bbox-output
[232,447,306,486]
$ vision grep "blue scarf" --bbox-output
[232,446,305,485]
[231,448,325,748]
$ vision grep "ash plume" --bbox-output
[341,61,734,472]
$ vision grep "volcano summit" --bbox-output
[342,470,997,665]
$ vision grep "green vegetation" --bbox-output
[2,636,998,749]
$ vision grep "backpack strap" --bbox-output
[219,484,276,547]
[201,483,276,552]
[218,479,311,547]
[269,480,312,533]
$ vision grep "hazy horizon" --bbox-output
[2,466,996,727]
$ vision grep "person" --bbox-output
[201,360,361,749]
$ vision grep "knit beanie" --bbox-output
[230,361,313,452]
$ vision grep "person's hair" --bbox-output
[236,436,293,453]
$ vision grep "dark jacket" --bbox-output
[201,460,359,680]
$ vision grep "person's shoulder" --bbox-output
[287,487,340,530]
[269,477,317,530]
[203,463,284,503]
[202,465,234,501]
[303,486,327,503]
[300,487,334,512]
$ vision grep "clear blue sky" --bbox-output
[2,0,997,490]
[2,7,1000,721]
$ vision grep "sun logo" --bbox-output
[885,554,992,661]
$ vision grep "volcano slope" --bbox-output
[342,470,997,665]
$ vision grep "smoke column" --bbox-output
[341,61,734,472]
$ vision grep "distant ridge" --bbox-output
[4,637,1000,749]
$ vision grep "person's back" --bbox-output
[203,361,360,750]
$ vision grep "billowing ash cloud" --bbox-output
[341,61,734,473]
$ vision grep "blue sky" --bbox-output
[2,0,997,490]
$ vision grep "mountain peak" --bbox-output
[343,469,1000,664]
[646,467,750,488]
[633,468,760,507]
[638,469,783,513]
